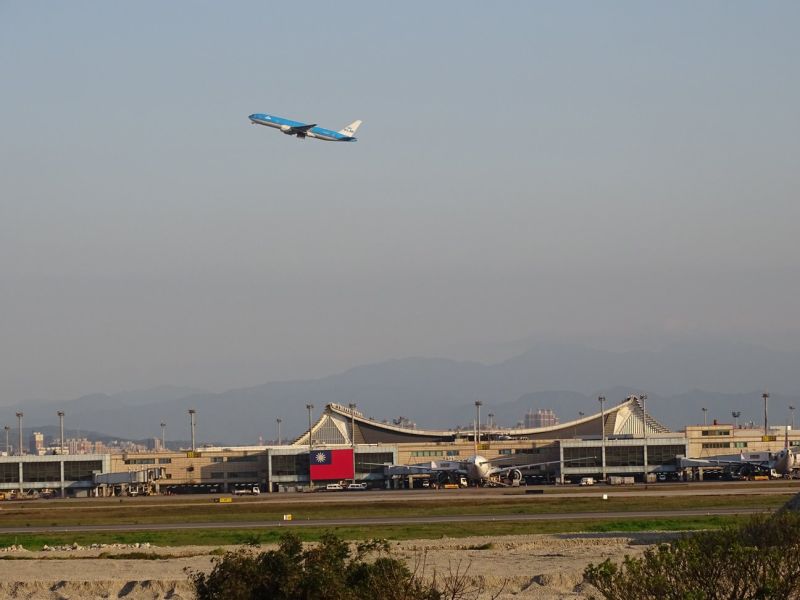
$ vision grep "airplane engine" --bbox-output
[280,125,292,134]
[508,469,523,482]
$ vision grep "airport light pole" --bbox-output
[276,418,282,445]
[3,425,9,455]
[15,412,23,456]
[598,396,606,480]
[763,391,770,436]
[474,401,482,456]
[349,403,357,483]
[306,404,314,490]
[57,411,65,455]
[640,394,648,480]
[702,407,708,426]
[188,409,196,452]
[790,406,796,431]
[732,411,741,429]
[488,413,494,431]
[160,422,166,451]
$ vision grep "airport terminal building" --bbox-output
[3,395,798,496]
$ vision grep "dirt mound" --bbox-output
[0,580,192,600]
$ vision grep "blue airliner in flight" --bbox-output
[248,113,362,142]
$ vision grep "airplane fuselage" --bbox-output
[248,113,357,142]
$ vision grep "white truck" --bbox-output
[232,486,260,496]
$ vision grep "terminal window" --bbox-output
[23,462,60,482]
[64,460,102,481]
[0,464,18,483]
[563,447,602,467]
[356,452,393,474]
[272,454,309,477]
[605,446,644,467]
[227,455,259,463]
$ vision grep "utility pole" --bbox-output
[276,418,282,445]
[702,407,708,426]
[598,396,606,480]
[306,404,314,490]
[640,395,648,481]
[15,412,23,456]
[160,422,166,451]
[474,401,482,457]
[349,403,357,483]
[188,409,196,452]
[763,392,770,436]
[57,411,65,455]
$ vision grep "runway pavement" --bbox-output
[0,506,771,535]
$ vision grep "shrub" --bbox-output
[585,510,800,599]
[190,532,443,600]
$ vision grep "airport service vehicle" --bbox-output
[579,477,595,486]
[232,486,260,496]
[346,482,368,491]
[326,483,344,491]
[248,113,362,142]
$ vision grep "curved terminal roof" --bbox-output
[292,395,669,446]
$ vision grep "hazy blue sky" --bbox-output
[2,2,799,402]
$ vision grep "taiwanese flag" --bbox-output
[309,449,354,480]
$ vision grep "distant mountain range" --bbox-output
[4,342,799,445]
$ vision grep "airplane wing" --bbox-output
[287,123,316,135]
[488,457,597,476]
[361,462,463,475]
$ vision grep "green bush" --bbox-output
[190,532,442,600]
[585,510,800,599]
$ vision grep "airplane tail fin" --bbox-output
[338,120,362,137]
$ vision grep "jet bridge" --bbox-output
[94,466,165,496]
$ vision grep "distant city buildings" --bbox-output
[525,409,559,429]
[29,431,44,455]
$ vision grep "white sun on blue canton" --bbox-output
[315,452,327,463]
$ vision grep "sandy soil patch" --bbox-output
[0,532,676,599]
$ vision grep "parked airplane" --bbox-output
[375,455,593,487]
[248,113,362,142]
[685,430,798,477]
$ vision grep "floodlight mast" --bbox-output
[349,403,357,483]
[57,411,65,455]
[474,401,482,457]
[306,404,314,490]
[15,412,23,456]
[598,396,606,480]
[641,394,648,480]
[188,409,196,452]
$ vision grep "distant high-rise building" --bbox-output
[525,409,559,429]
[29,431,44,455]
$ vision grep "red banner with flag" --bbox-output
[309,449,354,480]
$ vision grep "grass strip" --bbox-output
[0,514,750,551]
